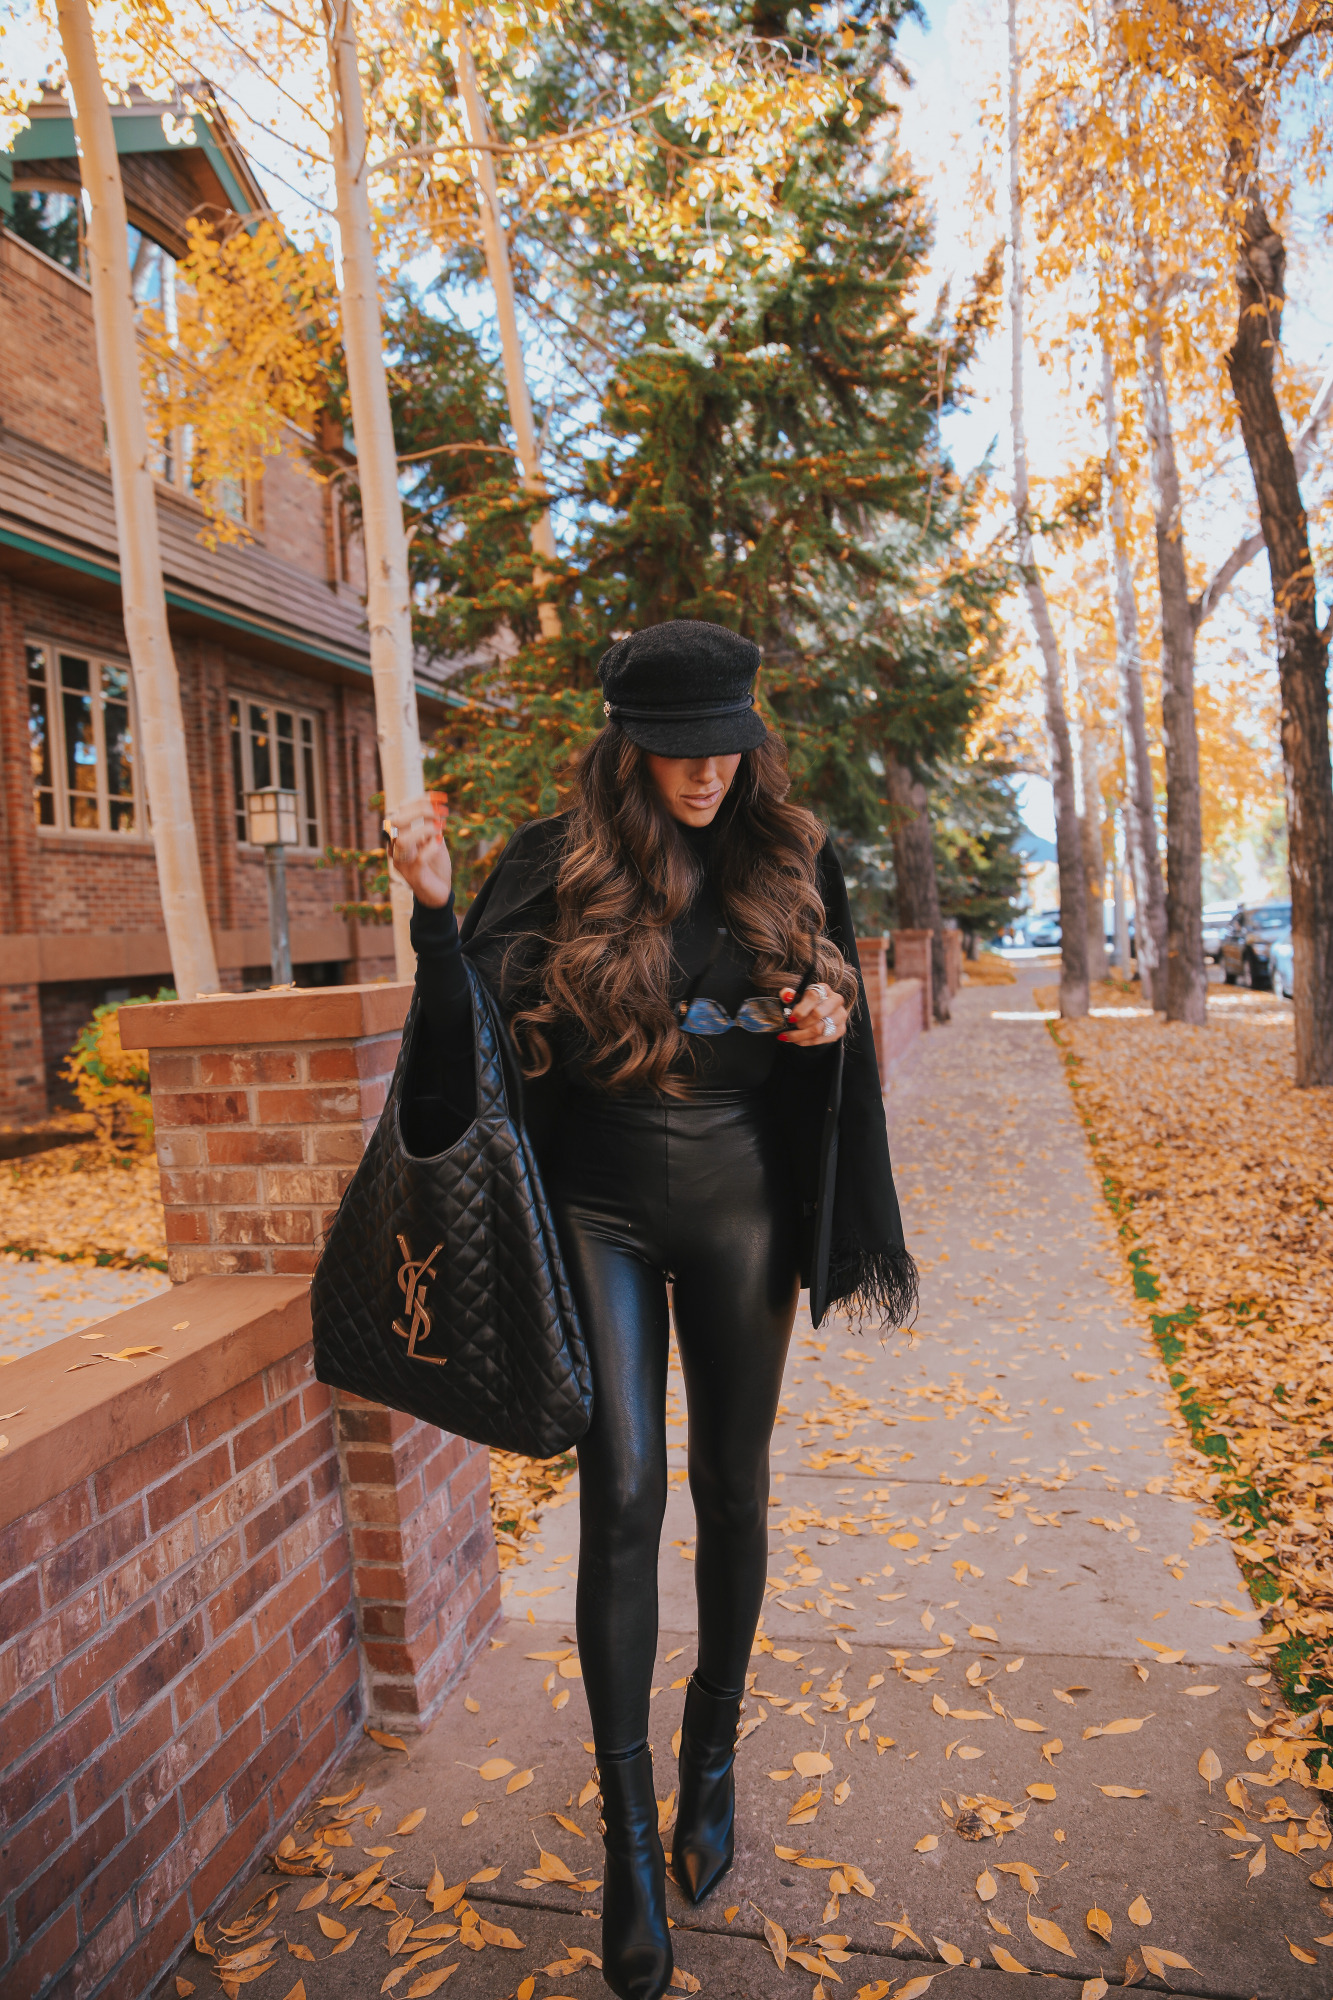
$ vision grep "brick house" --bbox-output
[0,87,451,1123]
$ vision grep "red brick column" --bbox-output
[123,985,407,1283]
[336,1400,498,1725]
[854,934,889,1078]
[0,978,46,1123]
[891,929,934,1030]
[943,928,963,998]
[121,987,500,1730]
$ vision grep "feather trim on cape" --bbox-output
[826,1239,919,1333]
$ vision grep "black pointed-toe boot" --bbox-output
[671,1675,743,1905]
[597,1746,673,2000]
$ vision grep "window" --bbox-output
[10,188,85,276]
[228,696,325,850]
[26,643,143,835]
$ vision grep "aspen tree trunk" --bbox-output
[1226,183,1333,1085]
[1007,0,1087,1017]
[1099,338,1167,1008]
[1113,814,1131,976]
[886,756,951,1024]
[324,0,423,979]
[1139,307,1207,1025]
[454,25,560,641]
[1073,704,1109,984]
[56,0,220,1000]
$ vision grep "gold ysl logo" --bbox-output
[393,1233,447,1365]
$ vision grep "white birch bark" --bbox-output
[1099,336,1168,1008]
[56,0,220,1000]
[455,25,561,640]
[1007,0,1087,1017]
[1065,621,1109,982]
[324,0,424,979]
[1139,303,1207,1026]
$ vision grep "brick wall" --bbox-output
[0,981,44,1123]
[0,1286,361,2000]
[0,231,104,469]
[0,567,393,1113]
[121,982,502,1724]
[133,986,404,1283]
[856,934,925,1086]
[337,1399,500,1725]
[258,441,332,580]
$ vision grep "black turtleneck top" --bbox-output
[409,817,781,1102]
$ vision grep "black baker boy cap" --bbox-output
[595,620,768,757]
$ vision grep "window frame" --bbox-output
[227,692,328,854]
[26,638,148,839]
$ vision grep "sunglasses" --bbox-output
[677,927,817,1037]
[679,993,788,1036]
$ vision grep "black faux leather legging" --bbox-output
[541,1087,801,1755]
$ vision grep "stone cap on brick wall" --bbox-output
[119,982,412,1052]
[0,1275,311,1529]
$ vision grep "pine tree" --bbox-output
[382,2,1014,920]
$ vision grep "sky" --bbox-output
[889,0,1330,859]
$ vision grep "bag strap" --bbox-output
[466,958,529,1131]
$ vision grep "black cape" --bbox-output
[458,815,917,1330]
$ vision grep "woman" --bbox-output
[388,620,914,2000]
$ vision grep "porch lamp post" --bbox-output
[245,787,300,987]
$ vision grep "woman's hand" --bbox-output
[778,980,849,1046]
[385,794,452,909]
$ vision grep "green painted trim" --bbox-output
[9,111,250,219]
[0,525,118,585]
[0,153,13,221]
[0,524,453,705]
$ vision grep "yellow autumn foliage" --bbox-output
[139,216,339,547]
[62,999,159,1151]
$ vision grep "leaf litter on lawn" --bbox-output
[1051,996,1333,1741]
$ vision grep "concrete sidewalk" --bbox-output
[196,966,1332,2000]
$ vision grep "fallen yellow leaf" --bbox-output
[976,1870,997,1901]
[1027,1913,1074,1958]
[1198,1749,1222,1789]
[1087,1907,1112,1941]
[1127,1896,1151,1927]
[794,1751,834,1778]
[1143,1948,1195,1975]
[365,1727,409,1755]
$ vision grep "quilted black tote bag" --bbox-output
[311,961,592,1456]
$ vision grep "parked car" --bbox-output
[1201,902,1240,962]
[1023,909,1063,948]
[1269,933,1294,1000]
[1219,901,1292,989]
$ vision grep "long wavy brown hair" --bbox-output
[510,723,858,1095]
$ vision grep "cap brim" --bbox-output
[614,711,769,757]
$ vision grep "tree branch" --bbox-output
[1192,354,1333,631]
